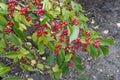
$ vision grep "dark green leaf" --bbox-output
[59,62,69,76]
[100,38,114,46]
[74,64,83,71]
[87,44,99,58]
[47,53,55,65]
[100,46,109,56]
[3,76,23,80]
[13,27,26,39]
[73,55,82,64]
[56,50,65,66]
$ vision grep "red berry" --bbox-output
[36,9,44,16]
[84,31,90,36]
[63,29,68,35]
[68,61,73,67]
[34,23,39,27]
[75,38,81,44]
[26,16,31,22]
[75,21,79,26]
[54,49,59,55]
[85,37,91,42]
[62,21,68,26]
[55,44,62,49]
[93,43,99,49]
[94,39,100,43]
[20,9,26,15]
[36,28,43,37]
[79,27,83,31]
[4,27,12,34]
[71,50,75,54]
[71,17,77,23]
[7,21,14,27]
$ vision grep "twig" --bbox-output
[14,0,25,7]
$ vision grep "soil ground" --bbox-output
[74,0,120,80]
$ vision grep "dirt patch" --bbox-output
[75,0,120,80]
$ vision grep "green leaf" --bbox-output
[71,1,83,13]
[100,46,109,56]
[13,26,26,39]
[0,52,19,59]
[0,67,10,76]
[32,32,38,43]
[74,64,83,71]
[0,15,7,23]
[0,3,7,14]
[0,62,5,68]
[0,39,6,49]
[54,72,61,80]
[20,63,34,71]
[44,12,54,19]
[20,15,30,26]
[78,14,88,22]
[19,23,27,31]
[47,53,55,65]
[29,3,36,10]
[29,13,37,19]
[73,55,82,64]
[67,25,73,35]
[3,76,23,80]
[38,42,44,54]
[100,38,114,46]
[65,54,72,62]
[47,42,55,51]
[37,63,44,70]
[87,44,99,58]
[9,33,22,46]
[70,26,79,43]
[13,12,21,22]
[42,0,52,11]
[56,50,65,66]
[59,62,69,75]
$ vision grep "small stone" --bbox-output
[26,75,29,78]
[94,25,99,29]
[31,60,37,66]
[103,30,109,34]
[91,19,95,24]
[27,78,33,80]
[117,23,120,28]
[99,69,103,72]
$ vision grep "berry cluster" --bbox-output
[20,5,29,15]
[7,0,17,17]
[71,17,79,26]
[33,0,44,16]
[4,27,12,34]
[36,24,48,37]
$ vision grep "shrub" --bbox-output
[0,0,113,80]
